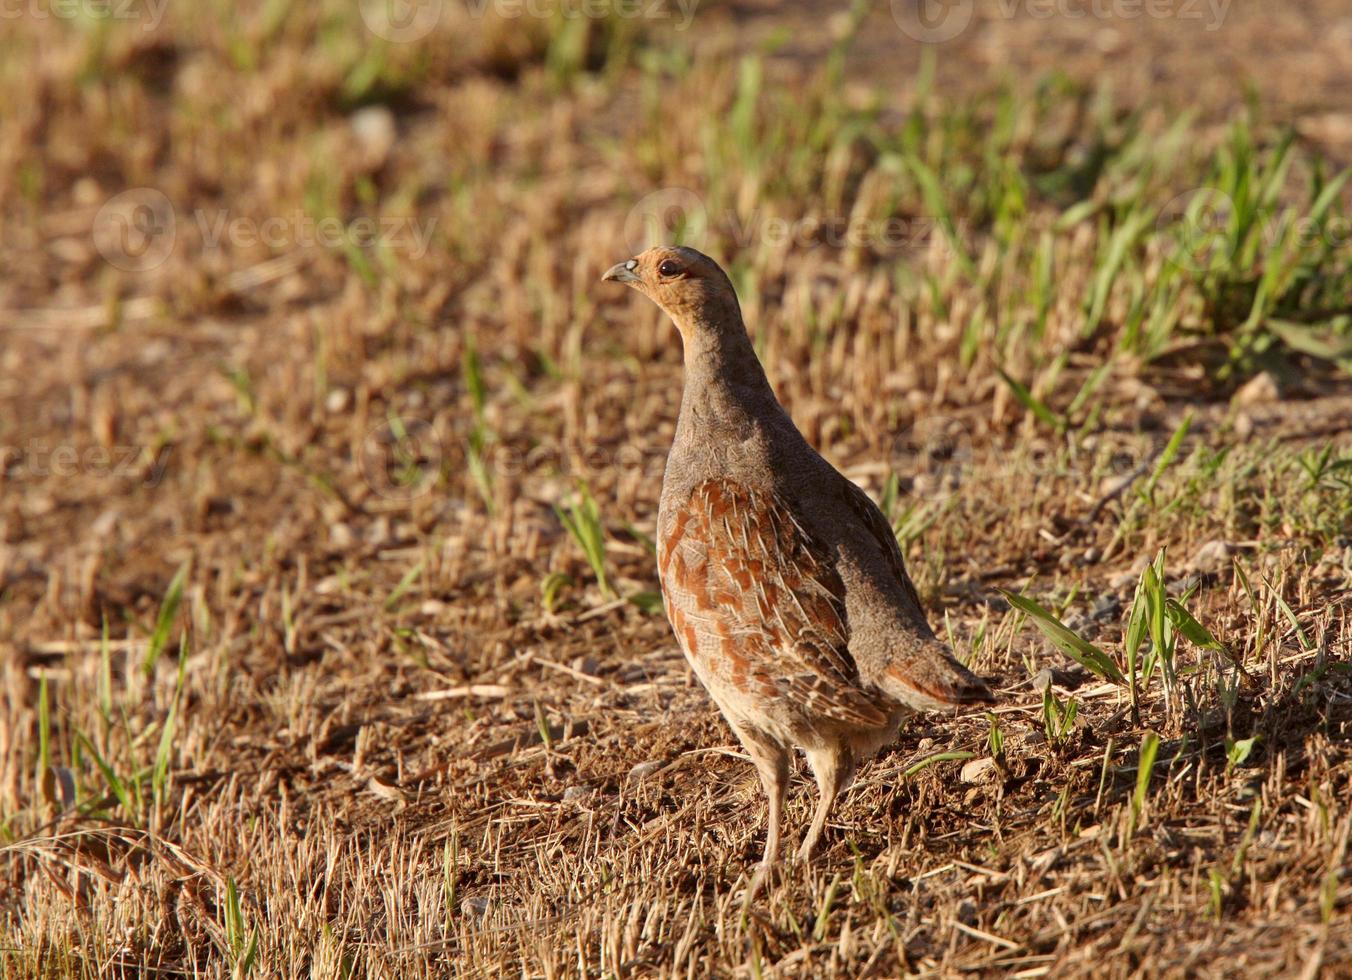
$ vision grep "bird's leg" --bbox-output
[797,747,855,863]
[737,730,789,899]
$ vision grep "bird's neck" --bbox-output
[675,312,783,437]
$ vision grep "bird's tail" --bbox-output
[878,641,996,712]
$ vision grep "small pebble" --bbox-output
[349,105,396,170]
[1191,539,1235,575]
[1232,371,1279,407]
[1091,595,1122,622]
[461,897,490,918]
[628,760,663,781]
[960,757,997,783]
[326,388,351,414]
[329,523,356,550]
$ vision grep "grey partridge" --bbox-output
[603,246,994,878]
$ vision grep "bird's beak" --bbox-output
[602,260,641,285]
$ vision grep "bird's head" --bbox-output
[602,246,742,339]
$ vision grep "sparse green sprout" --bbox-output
[224,878,259,977]
[466,431,495,515]
[1140,413,1192,507]
[1124,572,1149,723]
[99,616,114,725]
[555,481,612,598]
[152,634,190,807]
[540,571,573,613]
[904,750,975,778]
[78,732,138,826]
[533,700,553,751]
[444,830,460,928]
[1000,588,1124,683]
[1208,868,1226,921]
[1225,736,1257,773]
[1322,863,1341,925]
[383,559,425,613]
[1041,688,1079,745]
[995,365,1064,434]
[463,339,486,428]
[463,337,496,514]
[986,712,1005,763]
[626,591,664,615]
[143,563,188,676]
[1131,732,1161,834]
[812,873,842,942]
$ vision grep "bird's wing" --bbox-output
[840,480,930,628]
[659,478,889,728]
[840,480,995,709]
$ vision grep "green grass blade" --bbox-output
[1000,589,1124,683]
[1142,413,1192,503]
[142,563,188,676]
[384,560,426,613]
[1165,598,1224,652]
[995,366,1064,433]
[904,750,974,778]
[153,634,191,806]
[1132,731,1161,829]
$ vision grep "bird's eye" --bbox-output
[658,259,683,278]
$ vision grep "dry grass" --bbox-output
[2,2,1351,976]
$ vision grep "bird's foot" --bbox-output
[746,860,774,903]
[795,831,822,865]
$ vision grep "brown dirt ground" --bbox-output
[2,1,1351,976]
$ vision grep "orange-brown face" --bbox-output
[601,246,740,331]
